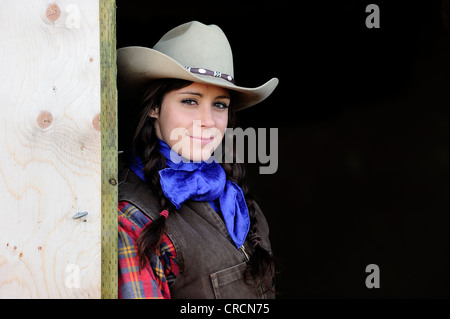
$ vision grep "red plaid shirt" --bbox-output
[118,201,179,299]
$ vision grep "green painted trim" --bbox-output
[100,0,118,299]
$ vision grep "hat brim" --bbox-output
[117,46,279,111]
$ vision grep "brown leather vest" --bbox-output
[118,169,274,299]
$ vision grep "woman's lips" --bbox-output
[189,135,214,144]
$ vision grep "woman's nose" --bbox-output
[199,105,215,128]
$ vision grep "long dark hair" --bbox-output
[121,78,276,293]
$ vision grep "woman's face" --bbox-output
[150,82,230,161]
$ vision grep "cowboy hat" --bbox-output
[117,21,279,111]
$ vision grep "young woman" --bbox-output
[117,21,279,299]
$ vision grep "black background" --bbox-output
[116,0,449,298]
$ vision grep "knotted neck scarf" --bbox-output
[130,139,250,249]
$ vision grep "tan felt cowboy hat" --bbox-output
[117,21,279,111]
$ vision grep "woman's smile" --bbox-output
[189,135,215,144]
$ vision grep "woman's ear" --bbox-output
[148,106,159,119]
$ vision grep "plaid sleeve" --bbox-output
[118,201,178,299]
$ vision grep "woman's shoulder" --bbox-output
[251,200,268,226]
[118,201,152,230]
[249,199,272,253]
[118,168,162,221]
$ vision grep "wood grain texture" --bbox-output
[0,0,101,298]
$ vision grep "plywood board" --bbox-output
[0,0,101,298]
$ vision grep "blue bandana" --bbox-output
[130,139,250,249]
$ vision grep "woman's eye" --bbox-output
[181,99,197,105]
[214,102,229,110]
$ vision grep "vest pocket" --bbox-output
[210,262,259,299]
